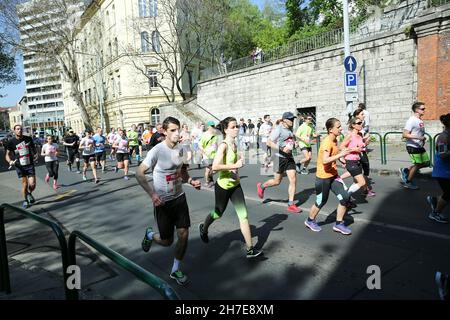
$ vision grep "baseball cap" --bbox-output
[207,120,215,127]
[282,111,295,120]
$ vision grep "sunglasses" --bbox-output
[355,122,363,125]
[419,108,426,111]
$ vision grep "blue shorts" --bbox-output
[16,165,36,178]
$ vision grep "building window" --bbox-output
[139,0,157,17]
[108,42,112,59]
[141,32,150,53]
[114,37,119,57]
[152,31,160,52]
[117,74,121,95]
[150,108,160,126]
[147,69,158,89]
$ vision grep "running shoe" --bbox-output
[333,222,352,235]
[295,164,302,174]
[26,193,35,204]
[301,168,309,175]
[435,271,449,300]
[367,189,376,197]
[22,200,29,209]
[124,176,129,181]
[403,181,419,190]
[45,174,50,183]
[114,167,118,173]
[67,167,72,172]
[198,223,209,243]
[427,196,437,213]
[287,204,302,213]
[141,226,153,252]
[95,179,100,184]
[428,212,449,224]
[82,175,87,181]
[256,182,265,199]
[246,247,263,259]
[53,183,58,191]
[170,270,188,286]
[399,168,409,183]
[304,219,322,232]
[77,170,81,174]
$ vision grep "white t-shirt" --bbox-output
[142,142,186,202]
[259,122,272,143]
[404,116,425,148]
[80,137,95,155]
[42,143,58,162]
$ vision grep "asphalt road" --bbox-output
[0,147,449,300]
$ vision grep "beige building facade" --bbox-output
[63,0,201,134]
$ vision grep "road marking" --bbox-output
[54,189,77,200]
[131,169,450,241]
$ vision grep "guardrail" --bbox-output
[0,203,74,299]
[68,230,179,300]
[382,132,434,166]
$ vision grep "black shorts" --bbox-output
[436,178,450,202]
[116,153,129,162]
[360,151,370,176]
[154,193,190,240]
[83,154,96,163]
[276,156,296,174]
[300,147,312,152]
[95,151,106,162]
[345,160,363,177]
[129,145,140,156]
[67,148,80,163]
[15,165,35,178]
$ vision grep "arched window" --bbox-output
[141,31,149,53]
[114,37,119,56]
[152,31,160,53]
[150,108,160,126]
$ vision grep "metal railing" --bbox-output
[68,230,179,300]
[428,0,450,7]
[382,132,434,165]
[0,203,74,299]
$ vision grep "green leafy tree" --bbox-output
[0,40,19,98]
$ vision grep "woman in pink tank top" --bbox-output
[341,117,366,197]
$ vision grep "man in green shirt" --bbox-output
[200,121,219,188]
[295,116,317,175]
[128,124,141,165]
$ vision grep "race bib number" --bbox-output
[17,142,31,166]
[165,173,181,194]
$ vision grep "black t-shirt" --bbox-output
[6,135,36,167]
[64,135,80,150]
[148,132,165,148]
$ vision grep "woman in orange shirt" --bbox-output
[304,118,361,235]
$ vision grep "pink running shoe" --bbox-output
[257,182,265,199]
[367,189,376,197]
[53,183,58,190]
[45,174,50,183]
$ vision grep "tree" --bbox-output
[0,0,94,130]
[126,0,229,102]
[285,0,311,37]
[0,40,19,98]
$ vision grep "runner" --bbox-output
[199,121,219,188]
[107,128,117,160]
[5,124,38,208]
[179,124,192,163]
[41,135,59,190]
[79,129,99,183]
[400,102,430,189]
[426,113,450,223]
[303,118,358,235]
[340,117,367,197]
[259,115,273,169]
[93,127,107,173]
[148,123,165,150]
[137,116,201,286]
[191,123,204,169]
[198,117,262,258]
[128,124,140,165]
[63,129,81,173]
[112,128,130,180]
[256,112,302,213]
[295,115,317,175]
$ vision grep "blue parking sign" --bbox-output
[345,73,357,86]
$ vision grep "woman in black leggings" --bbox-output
[41,135,59,190]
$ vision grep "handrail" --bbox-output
[183,100,220,122]
[68,230,179,300]
[369,132,384,165]
[0,203,74,299]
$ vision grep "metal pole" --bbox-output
[343,0,353,117]
[0,207,11,294]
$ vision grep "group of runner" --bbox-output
[3,102,449,288]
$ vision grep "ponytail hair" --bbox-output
[325,118,340,133]
[218,117,237,137]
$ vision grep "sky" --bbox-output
[0,0,268,108]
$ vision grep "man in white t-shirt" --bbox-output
[136,116,201,286]
[259,114,273,167]
[400,102,430,189]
